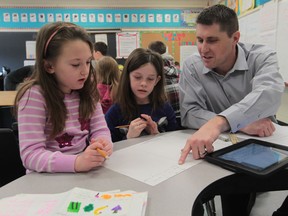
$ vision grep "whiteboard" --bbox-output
[239,0,288,81]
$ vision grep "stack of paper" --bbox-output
[0,187,148,216]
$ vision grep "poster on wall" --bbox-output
[227,0,239,13]
[240,0,255,14]
[116,32,139,58]
[180,8,203,27]
[25,41,36,59]
[256,0,271,7]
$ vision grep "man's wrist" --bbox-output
[213,115,230,132]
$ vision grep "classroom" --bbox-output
[0,0,288,215]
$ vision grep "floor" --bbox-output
[204,190,288,216]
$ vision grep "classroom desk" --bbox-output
[0,130,287,216]
[0,91,17,106]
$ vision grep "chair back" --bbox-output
[0,128,25,187]
[0,106,16,129]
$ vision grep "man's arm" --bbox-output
[220,46,284,133]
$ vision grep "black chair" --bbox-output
[277,120,288,126]
[0,128,26,187]
[0,66,10,90]
[204,198,216,216]
[3,65,33,90]
[0,106,16,129]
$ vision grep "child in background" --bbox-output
[175,61,181,75]
[93,41,107,61]
[105,48,177,142]
[95,56,120,114]
[148,41,181,126]
[15,22,113,173]
[118,64,124,75]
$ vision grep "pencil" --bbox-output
[115,124,130,129]
[229,133,239,144]
[96,148,109,159]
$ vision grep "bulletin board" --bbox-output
[140,30,196,62]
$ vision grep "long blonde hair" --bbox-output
[95,56,120,102]
[15,22,99,139]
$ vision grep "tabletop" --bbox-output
[0,91,17,106]
[0,130,233,216]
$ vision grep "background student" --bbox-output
[177,5,284,216]
[93,41,108,61]
[95,56,120,114]
[148,41,181,126]
[15,22,113,173]
[105,48,177,142]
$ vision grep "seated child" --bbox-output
[95,56,120,114]
[15,22,113,173]
[105,48,178,142]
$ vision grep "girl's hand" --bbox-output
[126,117,147,139]
[91,138,113,157]
[141,114,159,135]
[74,140,108,172]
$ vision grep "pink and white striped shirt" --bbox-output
[18,85,112,173]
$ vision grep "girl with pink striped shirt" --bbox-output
[15,22,113,173]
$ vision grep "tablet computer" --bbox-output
[205,139,288,177]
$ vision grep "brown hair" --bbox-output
[116,48,166,121]
[93,41,108,55]
[196,4,239,37]
[95,56,120,102]
[15,22,99,139]
[148,41,166,55]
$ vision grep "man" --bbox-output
[148,41,181,127]
[93,41,108,60]
[178,4,285,216]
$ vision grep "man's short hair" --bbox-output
[94,42,108,55]
[148,41,166,55]
[196,4,239,37]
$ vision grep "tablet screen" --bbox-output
[219,143,288,171]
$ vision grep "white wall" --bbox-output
[277,89,288,123]
[238,0,288,123]
[238,0,288,81]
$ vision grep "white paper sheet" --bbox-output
[236,123,288,146]
[105,131,230,186]
[0,188,148,216]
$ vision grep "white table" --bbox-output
[0,130,235,216]
[5,129,288,215]
[0,91,17,106]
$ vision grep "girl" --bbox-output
[15,22,113,173]
[95,56,120,114]
[105,48,178,142]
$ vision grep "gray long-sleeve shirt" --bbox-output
[179,42,285,132]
